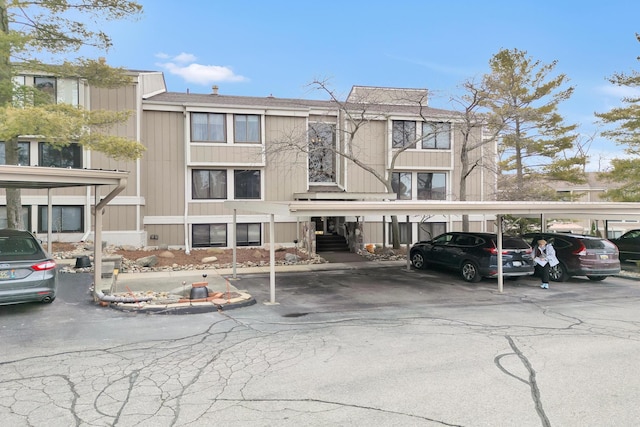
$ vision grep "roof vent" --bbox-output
[212,85,219,95]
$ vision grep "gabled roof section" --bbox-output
[347,86,429,106]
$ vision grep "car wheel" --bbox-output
[461,261,481,283]
[411,252,425,269]
[587,275,607,281]
[549,263,569,282]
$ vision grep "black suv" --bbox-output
[409,232,534,282]
[522,232,620,281]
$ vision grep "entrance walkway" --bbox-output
[318,251,368,263]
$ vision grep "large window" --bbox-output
[192,170,227,199]
[308,122,336,183]
[38,206,83,233]
[192,224,227,247]
[417,173,446,200]
[34,76,56,103]
[392,120,416,148]
[191,113,225,142]
[234,170,261,199]
[234,114,260,143]
[422,122,451,149]
[39,142,82,168]
[0,206,31,230]
[236,223,261,246]
[391,172,412,200]
[0,142,30,165]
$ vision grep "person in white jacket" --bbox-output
[534,239,559,289]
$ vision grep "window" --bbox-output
[0,206,31,230]
[236,223,261,246]
[39,142,82,168]
[56,78,79,106]
[192,170,227,199]
[422,122,451,149]
[192,224,227,247]
[0,141,30,165]
[234,170,261,199]
[34,76,56,103]
[418,221,446,241]
[234,114,260,143]
[389,222,411,245]
[417,173,446,200]
[191,113,225,142]
[391,172,412,200]
[308,122,336,183]
[38,206,83,233]
[392,120,416,148]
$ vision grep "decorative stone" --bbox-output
[252,250,263,259]
[201,256,218,263]
[207,247,225,254]
[285,253,300,263]
[135,255,158,267]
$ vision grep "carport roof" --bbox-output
[0,165,128,189]
[224,200,640,219]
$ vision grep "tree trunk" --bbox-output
[4,140,24,229]
[390,215,401,249]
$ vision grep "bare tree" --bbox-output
[265,79,449,248]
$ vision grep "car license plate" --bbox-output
[600,254,609,260]
[513,261,522,267]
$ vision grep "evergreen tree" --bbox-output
[482,48,585,200]
[595,33,640,201]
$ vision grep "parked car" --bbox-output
[522,232,620,282]
[0,229,57,305]
[609,229,640,261]
[409,232,535,282]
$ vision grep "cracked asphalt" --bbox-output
[1,265,640,426]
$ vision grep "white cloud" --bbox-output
[155,52,247,86]
[173,52,198,63]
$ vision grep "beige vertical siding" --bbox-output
[102,206,138,230]
[146,224,184,248]
[190,145,263,164]
[263,116,308,201]
[346,120,387,193]
[142,111,185,216]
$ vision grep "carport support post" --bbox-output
[497,214,504,293]
[269,213,276,304]
[232,209,237,279]
[93,187,102,301]
[406,215,411,271]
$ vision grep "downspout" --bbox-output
[183,105,191,254]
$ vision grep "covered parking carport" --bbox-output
[225,200,640,302]
[0,165,128,298]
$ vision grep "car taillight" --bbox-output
[32,260,57,271]
[484,247,509,255]
[573,242,587,256]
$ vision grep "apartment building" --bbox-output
[1,70,496,249]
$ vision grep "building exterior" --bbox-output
[552,172,637,238]
[1,70,497,249]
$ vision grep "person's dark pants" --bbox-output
[540,263,550,283]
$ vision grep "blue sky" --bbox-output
[91,0,640,171]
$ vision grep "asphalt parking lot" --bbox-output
[2,264,640,426]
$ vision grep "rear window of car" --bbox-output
[502,236,530,249]
[582,238,616,250]
[0,237,44,258]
